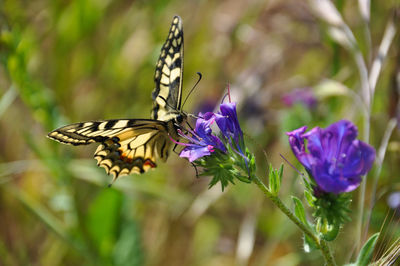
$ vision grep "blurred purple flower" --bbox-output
[178,112,226,162]
[387,192,400,209]
[286,120,376,194]
[282,88,317,109]
[195,98,218,114]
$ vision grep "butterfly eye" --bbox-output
[176,114,184,124]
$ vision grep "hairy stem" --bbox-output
[251,174,336,266]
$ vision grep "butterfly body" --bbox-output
[48,16,186,181]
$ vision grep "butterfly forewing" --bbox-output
[48,120,128,145]
[152,15,184,121]
[48,119,171,179]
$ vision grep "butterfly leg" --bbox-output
[172,143,180,155]
[191,162,199,178]
[172,144,199,177]
[186,121,194,131]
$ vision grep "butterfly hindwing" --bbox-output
[152,15,184,121]
[48,119,171,178]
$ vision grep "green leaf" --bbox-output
[304,190,316,207]
[354,233,380,266]
[113,220,144,266]
[292,196,308,226]
[277,163,284,186]
[302,175,313,191]
[236,174,252,183]
[291,196,318,253]
[0,85,17,119]
[268,164,276,194]
[86,189,123,258]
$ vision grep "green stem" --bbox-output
[251,174,336,266]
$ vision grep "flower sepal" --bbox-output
[302,175,351,241]
[195,145,254,191]
[316,217,340,241]
[312,190,352,241]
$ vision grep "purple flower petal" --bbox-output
[178,100,246,162]
[180,145,213,162]
[341,140,376,177]
[215,102,243,141]
[286,126,312,171]
[178,111,226,161]
[312,164,362,193]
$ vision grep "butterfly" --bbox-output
[48,16,187,183]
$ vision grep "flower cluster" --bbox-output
[177,101,255,190]
[179,112,226,162]
[286,120,375,194]
[177,88,378,247]
[287,120,376,238]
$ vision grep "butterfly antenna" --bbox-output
[182,72,202,109]
[188,113,201,119]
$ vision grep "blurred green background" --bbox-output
[0,0,399,265]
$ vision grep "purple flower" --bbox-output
[178,112,226,162]
[286,120,376,194]
[282,88,317,109]
[214,101,249,171]
[178,99,246,166]
[215,102,244,145]
[177,96,254,190]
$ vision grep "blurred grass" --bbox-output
[0,0,399,265]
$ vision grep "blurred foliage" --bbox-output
[0,0,399,265]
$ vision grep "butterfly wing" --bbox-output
[48,119,171,179]
[151,15,184,121]
[48,16,185,180]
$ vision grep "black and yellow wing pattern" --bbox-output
[152,15,183,121]
[48,16,185,182]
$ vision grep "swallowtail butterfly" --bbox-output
[48,16,186,182]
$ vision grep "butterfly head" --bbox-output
[175,112,187,125]
[174,112,187,126]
